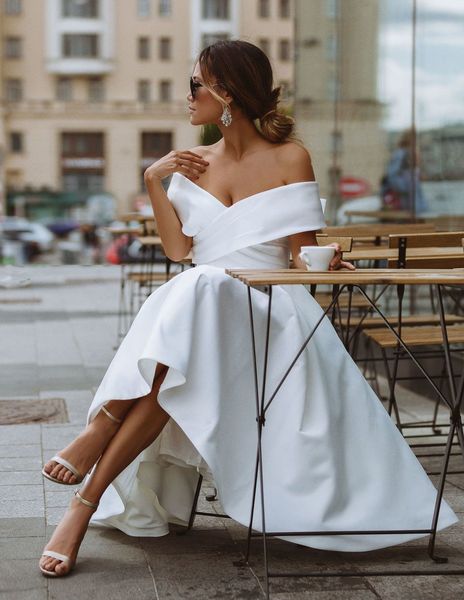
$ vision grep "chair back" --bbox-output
[388,232,464,269]
[316,235,353,252]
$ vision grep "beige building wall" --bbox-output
[294,0,386,220]
[1,0,295,216]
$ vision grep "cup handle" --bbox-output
[298,251,310,264]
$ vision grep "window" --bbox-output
[279,0,291,18]
[5,78,22,102]
[61,132,105,193]
[159,80,172,102]
[56,77,73,101]
[62,132,104,156]
[138,80,151,103]
[5,36,22,59]
[137,0,150,17]
[62,0,98,18]
[258,0,269,18]
[9,132,23,153]
[279,39,291,61]
[88,77,104,102]
[142,132,172,157]
[258,38,270,57]
[4,0,21,15]
[62,34,99,58]
[159,0,171,16]
[201,33,229,48]
[138,37,150,60]
[159,37,171,60]
[202,0,229,19]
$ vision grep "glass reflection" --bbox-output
[294,0,464,225]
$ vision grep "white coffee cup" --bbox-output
[299,245,335,272]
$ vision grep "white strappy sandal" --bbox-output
[41,405,122,486]
[39,490,99,577]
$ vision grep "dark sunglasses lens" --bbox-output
[190,78,198,98]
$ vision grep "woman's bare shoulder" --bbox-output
[186,144,217,159]
[274,142,315,184]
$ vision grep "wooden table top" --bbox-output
[226,268,464,286]
[344,246,464,262]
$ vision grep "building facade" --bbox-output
[0,0,294,216]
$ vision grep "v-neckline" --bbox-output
[176,172,316,210]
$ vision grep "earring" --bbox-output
[220,104,232,127]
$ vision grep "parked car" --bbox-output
[0,217,55,253]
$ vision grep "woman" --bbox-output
[39,41,456,577]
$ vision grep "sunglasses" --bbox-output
[189,77,203,99]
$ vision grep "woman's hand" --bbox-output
[328,243,356,271]
[144,150,209,183]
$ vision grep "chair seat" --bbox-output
[344,314,464,329]
[363,323,464,348]
[315,292,373,309]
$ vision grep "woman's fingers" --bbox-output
[179,151,209,166]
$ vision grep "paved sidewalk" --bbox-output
[0,265,463,599]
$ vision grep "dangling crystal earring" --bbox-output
[220,104,232,127]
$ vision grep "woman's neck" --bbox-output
[217,113,270,161]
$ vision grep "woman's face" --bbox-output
[187,63,225,127]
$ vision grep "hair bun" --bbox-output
[259,109,295,144]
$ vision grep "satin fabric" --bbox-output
[87,173,457,551]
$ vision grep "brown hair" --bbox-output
[197,40,295,144]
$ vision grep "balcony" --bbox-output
[46,57,114,75]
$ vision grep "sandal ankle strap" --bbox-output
[100,405,123,425]
[74,490,99,510]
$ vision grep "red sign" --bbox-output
[339,177,371,199]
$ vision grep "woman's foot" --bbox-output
[39,491,98,577]
[42,408,122,485]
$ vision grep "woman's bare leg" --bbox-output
[43,398,135,484]
[40,365,169,575]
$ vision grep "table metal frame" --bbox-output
[229,269,464,598]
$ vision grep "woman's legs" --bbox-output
[40,365,170,576]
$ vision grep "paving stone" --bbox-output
[40,425,83,451]
[0,536,44,560]
[0,471,42,485]
[0,425,41,445]
[0,589,47,600]
[47,566,158,600]
[45,488,75,508]
[368,574,464,599]
[271,592,379,600]
[0,365,40,397]
[0,457,42,472]
[0,558,47,597]
[0,444,41,459]
[0,485,42,502]
[0,517,45,538]
[0,499,44,519]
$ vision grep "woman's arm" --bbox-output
[280,143,354,270]
[143,149,209,261]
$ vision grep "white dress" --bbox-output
[88,172,457,551]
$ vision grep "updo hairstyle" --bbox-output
[197,40,295,144]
